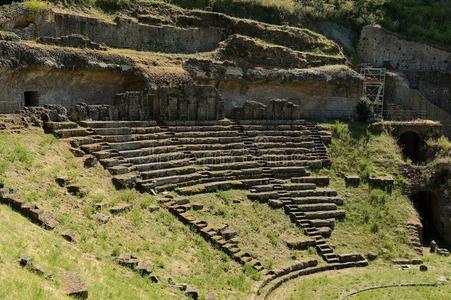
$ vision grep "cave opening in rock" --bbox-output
[398,131,425,163]
[411,191,443,245]
[24,91,39,107]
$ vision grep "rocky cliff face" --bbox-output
[0,2,362,119]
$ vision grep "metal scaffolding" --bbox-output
[361,67,386,120]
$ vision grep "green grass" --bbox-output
[164,0,451,50]
[0,129,254,299]
[318,122,416,259]
[427,136,451,159]
[187,190,319,269]
[278,254,451,300]
[23,0,50,13]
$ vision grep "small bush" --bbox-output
[355,97,373,122]
[370,220,379,233]
[23,0,50,13]
[0,31,21,41]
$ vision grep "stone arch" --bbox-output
[398,130,425,162]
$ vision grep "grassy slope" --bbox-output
[165,0,451,50]
[266,122,451,299]
[0,129,255,299]
[319,122,417,259]
[271,255,451,300]
[187,190,319,270]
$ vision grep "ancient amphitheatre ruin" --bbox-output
[0,0,449,299]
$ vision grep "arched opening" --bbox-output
[411,191,443,245]
[398,131,425,163]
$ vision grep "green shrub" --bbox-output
[23,0,50,13]
[0,31,21,41]
[427,136,451,158]
[369,189,387,207]
[355,97,373,122]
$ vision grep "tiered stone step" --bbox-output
[79,120,157,128]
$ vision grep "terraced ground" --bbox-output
[1,118,448,299]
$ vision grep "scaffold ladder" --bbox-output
[361,67,386,120]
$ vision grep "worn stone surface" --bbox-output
[61,230,75,242]
[345,174,360,186]
[83,155,97,168]
[59,272,88,299]
[38,34,107,50]
[93,213,110,223]
[109,203,132,214]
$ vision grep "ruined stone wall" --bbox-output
[34,12,225,53]
[184,61,362,120]
[358,25,451,72]
[0,67,145,113]
[219,80,358,120]
[150,85,224,121]
[385,72,451,137]
[404,71,451,114]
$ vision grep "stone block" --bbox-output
[59,272,88,299]
[109,203,132,214]
[345,174,360,186]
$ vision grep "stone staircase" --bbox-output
[248,176,344,264]
[45,118,367,275]
[46,120,331,193]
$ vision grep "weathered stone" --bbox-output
[366,252,378,261]
[437,276,448,285]
[430,240,437,253]
[369,175,394,190]
[69,148,85,157]
[285,239,316,250]
[192,203,204,211]
[149,274,160,283]
[83,155,97,168]
[61,230,75,242]
[437,248,450,256]
[268,199,284,209]
[93,213,110,223]
[67,185,85,197]
[185,285,199,300]
[136,261,153,276]
[221,230,238,240]
[147,205,160,213]
[19,255,33,267]
[345,174,360,186]
[55,177,71,187]
[109,203,132,214]
[116,255,139,269]
[59,272,88,299]
[174,199,189,205]
[206,292,216,300]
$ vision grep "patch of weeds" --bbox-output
[128,208,145,227]
[23,0,50,13]
[140,196,156,209]
[263,259,274,270]
[216,190,233,205]
[266,231,278,246]
[307,246,317,255]
[243,263,261,281]
[111,247,121,257]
